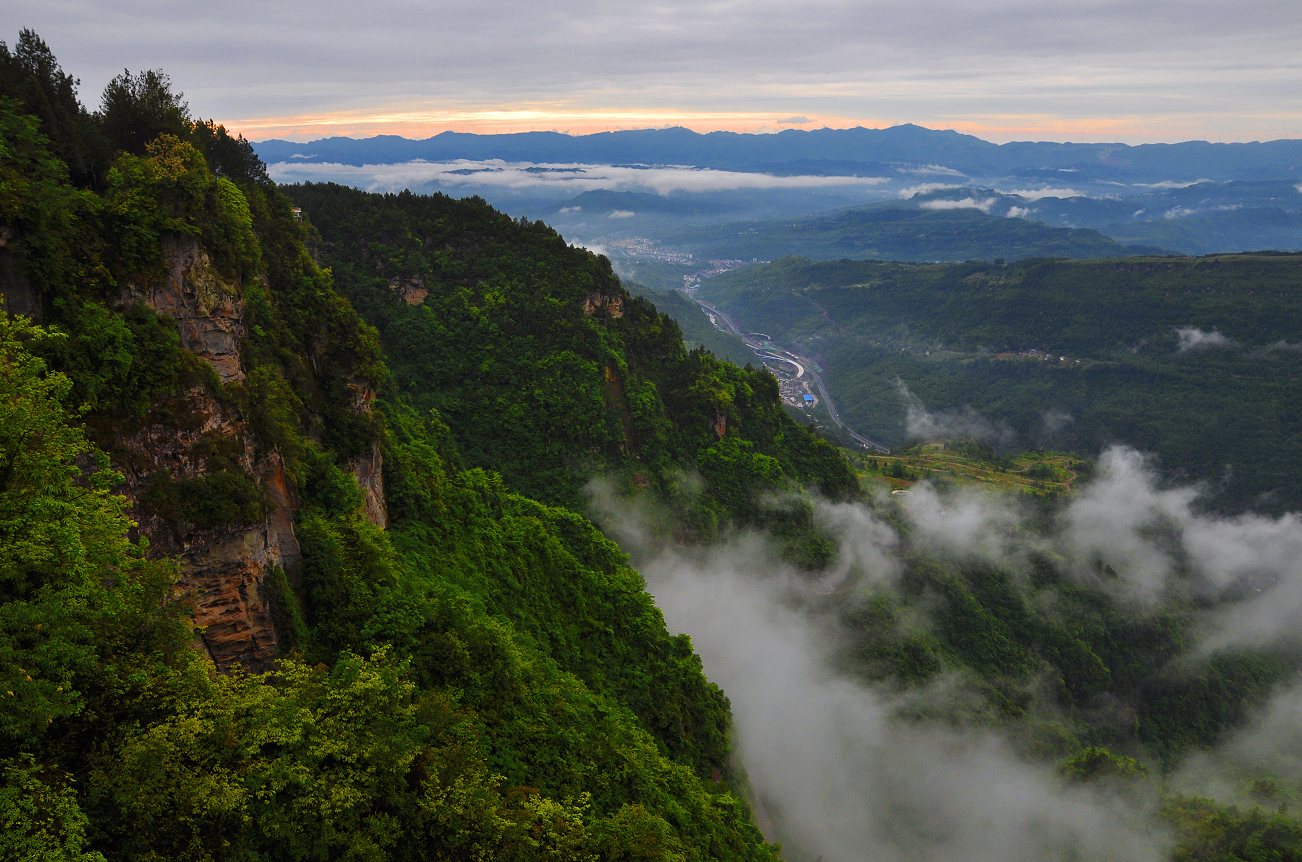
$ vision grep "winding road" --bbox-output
[694,296,890,453]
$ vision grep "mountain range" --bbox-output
[254,125,1302,185]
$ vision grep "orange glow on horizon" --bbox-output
[227,108,846,141]
[227,107,1301,146]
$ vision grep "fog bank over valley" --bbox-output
[588,446,1302,861]
[261,127,1302,258]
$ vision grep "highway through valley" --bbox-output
[692,296,890,453]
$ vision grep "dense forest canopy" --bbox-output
[0,30,792,861]
[697,254,1302,513]
[282,181,857,549]
[4,29,1302,862]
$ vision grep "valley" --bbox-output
[5,27,1302,862]
[692,253,1302,513]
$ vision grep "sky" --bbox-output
[8,0,1302,144]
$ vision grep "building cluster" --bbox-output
[756,352,817,408]
[614,237,695,265]
[774,375,817,408]
[994,348,1067,361]
[682,259,766,288]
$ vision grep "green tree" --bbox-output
[0,29,111,187]
[97,69,191,156]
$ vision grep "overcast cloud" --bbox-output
[7,0,1302,143]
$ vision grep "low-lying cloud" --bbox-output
[964,445,1302,644]
[1100,179,1211,190]
[898,380,1012,443]
[899,181,967,198]
[895,164,966,177]
[1042,408,1074,434]
[1174,684,1302,805]
[1005,187,1083,201]
[569,240,608,257]
[918,196,997,213]
[1175,326,1236,352]
[268,158,892,195]
[1256,339,1302,355]
[628,536,1169,862]
[586,434,1302,861]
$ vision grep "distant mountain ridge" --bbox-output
[541,188,732,216]
[665,205,1171,262]
[254,125,1302,182]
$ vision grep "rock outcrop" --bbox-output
[114,390,300,673]
[388,274,428,306]
[121,236,246,384]
[583,291,624,318]
[351,440,388,530]
[107,235,385,672]
[344,377,386,529]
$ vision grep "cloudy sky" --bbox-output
[8,0,1301,143]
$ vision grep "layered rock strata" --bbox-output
[110,237,382,671]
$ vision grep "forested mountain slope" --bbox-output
[283,182,856,535]
[697,254,1302,512]
[667,205,1169,263]
[8,30,1302,862]
[0,32,803,860]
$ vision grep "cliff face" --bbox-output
[121,236,246,384]
[583,289,625,318]
[112,236,380,671]
[351,439,387,530]
[113,386,300,672]
[342,373,387,530]
[388,274,428,306]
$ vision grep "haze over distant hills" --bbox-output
[255,125,1302,183]
[259,125,1302,261]
[662,204,1170,263]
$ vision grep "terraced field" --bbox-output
[851,441,1089,496]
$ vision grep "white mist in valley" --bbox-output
[637,540,1166,862]
[590,446,1302,862]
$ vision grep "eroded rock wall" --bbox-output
[583,290,625,318]
[121,237,246,384]
[352,440,388,530]
[114,390,300,673]
[109,235,385,672]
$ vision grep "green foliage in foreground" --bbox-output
[0,297,774,862]
[0,42,780,860]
